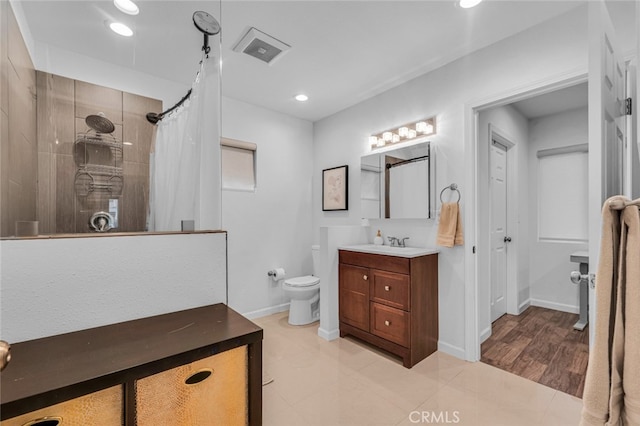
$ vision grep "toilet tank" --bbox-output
[311,245,320,276]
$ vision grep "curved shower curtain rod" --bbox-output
[147,11,220,125]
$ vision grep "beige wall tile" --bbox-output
[0,0,8,116]
[75,80,123,124]
[7,3,34,93]
[120,160,148,232]
[55,153,76,233]
[37,71,75,156]
[37,151,55,235]
[123,92,160,164]
[1,110,9,236]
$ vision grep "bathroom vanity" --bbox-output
[338,245,438,368]
[0,304,262,425]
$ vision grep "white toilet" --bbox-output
[282,245,320,325]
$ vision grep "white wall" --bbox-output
[477,104,530,341]
[528,107,588,313]
[221,97,314,318]
[0,232,228,342]
[313,6,589,358]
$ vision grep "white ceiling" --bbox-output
[13,1,597,122]
[511,82,588,120]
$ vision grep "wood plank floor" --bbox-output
[480,306,589,398]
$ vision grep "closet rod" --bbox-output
[609,198,640,210]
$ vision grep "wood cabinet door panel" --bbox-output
[339,264,370,331]
[370,303,410,347]
[135,346,247,426]
[371,270,410,310]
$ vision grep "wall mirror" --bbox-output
[360,141,434,220]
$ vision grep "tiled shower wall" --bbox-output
[36,72,161,234]
[1,1,37,237]
[1,2,161,237]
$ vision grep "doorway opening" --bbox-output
[476,82,590,397]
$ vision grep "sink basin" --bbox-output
[339,244,439,258]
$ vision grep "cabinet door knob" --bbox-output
[363,275,368,281]
[384,320,391,326]
[384,285,390,291]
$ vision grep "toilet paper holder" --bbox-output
[267,268,286,280]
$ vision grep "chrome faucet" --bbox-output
[398,237,410,247]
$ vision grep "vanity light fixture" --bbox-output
[459,0,483,8]
[114,0,139,15]
[109,22,133,37]
[370,116,436,150]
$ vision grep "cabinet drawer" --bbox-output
[370,303,410,348]
[136,346,247,426]
[1,386,122,426]
[339,250,410,274]
[371,270,410,310]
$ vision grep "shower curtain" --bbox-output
[148,57,220,231]
[581,196,640,425]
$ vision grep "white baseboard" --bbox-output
[242,303,289,320]
[518,299,531,314]
[438,341,466,360]
[480,326,492,344]
[318,327,339,341]
[530,299,578,314]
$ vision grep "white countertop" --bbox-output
[339,244,439,258]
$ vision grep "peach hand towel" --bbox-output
[436,202,464,248]
[580,195,640,426]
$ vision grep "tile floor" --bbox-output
[252,311,583,426]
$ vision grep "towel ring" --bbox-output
[440,183,461,203]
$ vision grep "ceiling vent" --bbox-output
[232,27,291,65]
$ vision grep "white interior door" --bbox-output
[588,0,626,345]
[490,141,508,322]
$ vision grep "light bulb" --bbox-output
[110,22,133,37]
[408,129,417,139]
[392,134,400,143]
[399,127,409,138]
[383,132,393,142]
[114,0,139,15]
[459,0,482,8]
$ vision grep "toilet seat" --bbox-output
[283,275,320,287]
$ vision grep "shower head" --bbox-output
[86,113,115,133]
[193,11,220,36]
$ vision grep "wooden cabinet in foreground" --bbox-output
[339,249,438,368]
[0,304,262,425]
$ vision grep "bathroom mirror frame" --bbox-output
[360,140,435,220]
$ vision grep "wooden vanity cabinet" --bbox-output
[339,250,438,368]
[1,304,262,425]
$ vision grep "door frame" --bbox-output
[463,70,588,361]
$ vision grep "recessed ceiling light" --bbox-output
[459,0,482,8]
[114,0,139,15]
[110,22,133,37]
[295,94,308,102]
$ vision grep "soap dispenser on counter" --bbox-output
[374,230,384,245]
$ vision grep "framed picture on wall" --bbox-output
[322,165,348,211]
